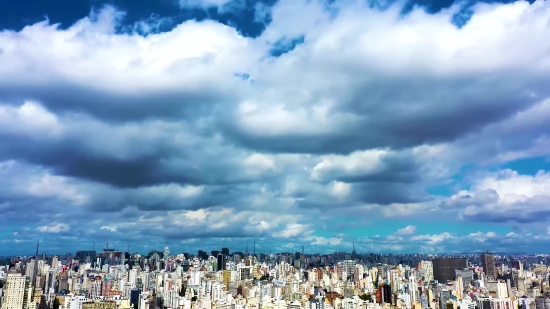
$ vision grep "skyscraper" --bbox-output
[163,247,170,262]
[481,252,496,280]
[2,274,28,309]
[432,258,467,283]
[217,254,226,271]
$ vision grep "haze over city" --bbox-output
[1,0,550,257]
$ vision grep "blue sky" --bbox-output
[1,0,550,256]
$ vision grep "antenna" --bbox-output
[253,238,256,256]
[127,244,130,253]
[93,242,95,252]
[245,242,249,257]
[106,242,109,250]
[32,240,40,287]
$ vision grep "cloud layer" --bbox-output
[1,0,550,255]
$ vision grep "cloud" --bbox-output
[1,0,550,254]
[442,169,550,223]
[395,225,417,236]
[37,223,70,233]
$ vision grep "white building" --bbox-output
[2,274,27,309]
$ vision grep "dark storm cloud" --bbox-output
[0,84,233,123]
[319,150,422,184]
[353,182,431,205]
[223,72,548,154]
[0,124,277,188]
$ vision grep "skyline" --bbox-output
[1,0,550,255]
[4,241,549,258]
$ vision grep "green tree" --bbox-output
[191,296,197,302]
[359,294,372,301]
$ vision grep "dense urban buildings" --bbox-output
[1,247,550,309]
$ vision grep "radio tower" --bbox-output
[245,242,249,258]
[253,238,256,256]
[32,240,39,287]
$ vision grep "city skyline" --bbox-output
[1,0,550,255]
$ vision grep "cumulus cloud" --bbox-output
[395,225,417,236]
[443,169,550,223]
[1,0,550,254]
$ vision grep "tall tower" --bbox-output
[32,241,39,287]
[253,238,256,256]
[351,240,357,260]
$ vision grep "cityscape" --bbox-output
[1,0,550,309]
[1,246,549,309]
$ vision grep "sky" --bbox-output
[0,0,550,256]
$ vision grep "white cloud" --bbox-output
[445,169,550,222]
[411,232,453,245]
[311,150,388,182]
[272,223,312,238]
[395,225,417,236]
[331,181,351,198]
[0,101,63,137]
[37,223,70,233]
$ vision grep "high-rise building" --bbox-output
[420,261,434,282]
[481,252,496,280]
[432,258,467,283]
[51,256,59,269]
[163,247,170,262]
[217,254,226,271]
[75,251,96,266]
[2,274,28,309]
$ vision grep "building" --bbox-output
[75,251,97,265]
[217,254,226,271]
[81,300,116,309]
[455,268,474,285]
[481,252,496,280]
[2,274,29,309]
[420,261,434,283]
[432,258,467,283]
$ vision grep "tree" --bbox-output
[179,285,186,297]
[191,296,197,302]
[359,294,372,301]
